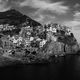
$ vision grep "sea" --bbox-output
[0,54,80,80]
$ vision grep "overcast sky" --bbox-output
[0,0,80,43]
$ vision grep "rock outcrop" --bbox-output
[44,23,79,55]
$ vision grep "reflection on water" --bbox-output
[0,55,80,80]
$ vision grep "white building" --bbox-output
[39,39,47,47]
[50,27,57,33]
[30,37,34,41]
[51,36,57,42]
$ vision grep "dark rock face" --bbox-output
[0,9,79,64]
[0,9,25,25]
[0,9,41,27]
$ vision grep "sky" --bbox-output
[0,0,80,43]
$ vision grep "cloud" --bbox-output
[73,11,80,21]
[18,0,69,24]
[74,3,80,8]
[34,14,56,24]
[63,21,80,27]
[34,15,44,22]
[64,11,80,27]
[19,0,69,14]
[0,0,11,12]
[30,8,56,24]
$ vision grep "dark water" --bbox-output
[0,55,80,80]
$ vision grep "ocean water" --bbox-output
[0,54,80,80]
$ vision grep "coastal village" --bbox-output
[0,22,78,61]
[0,9,78,62]
[0,24,16,31]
